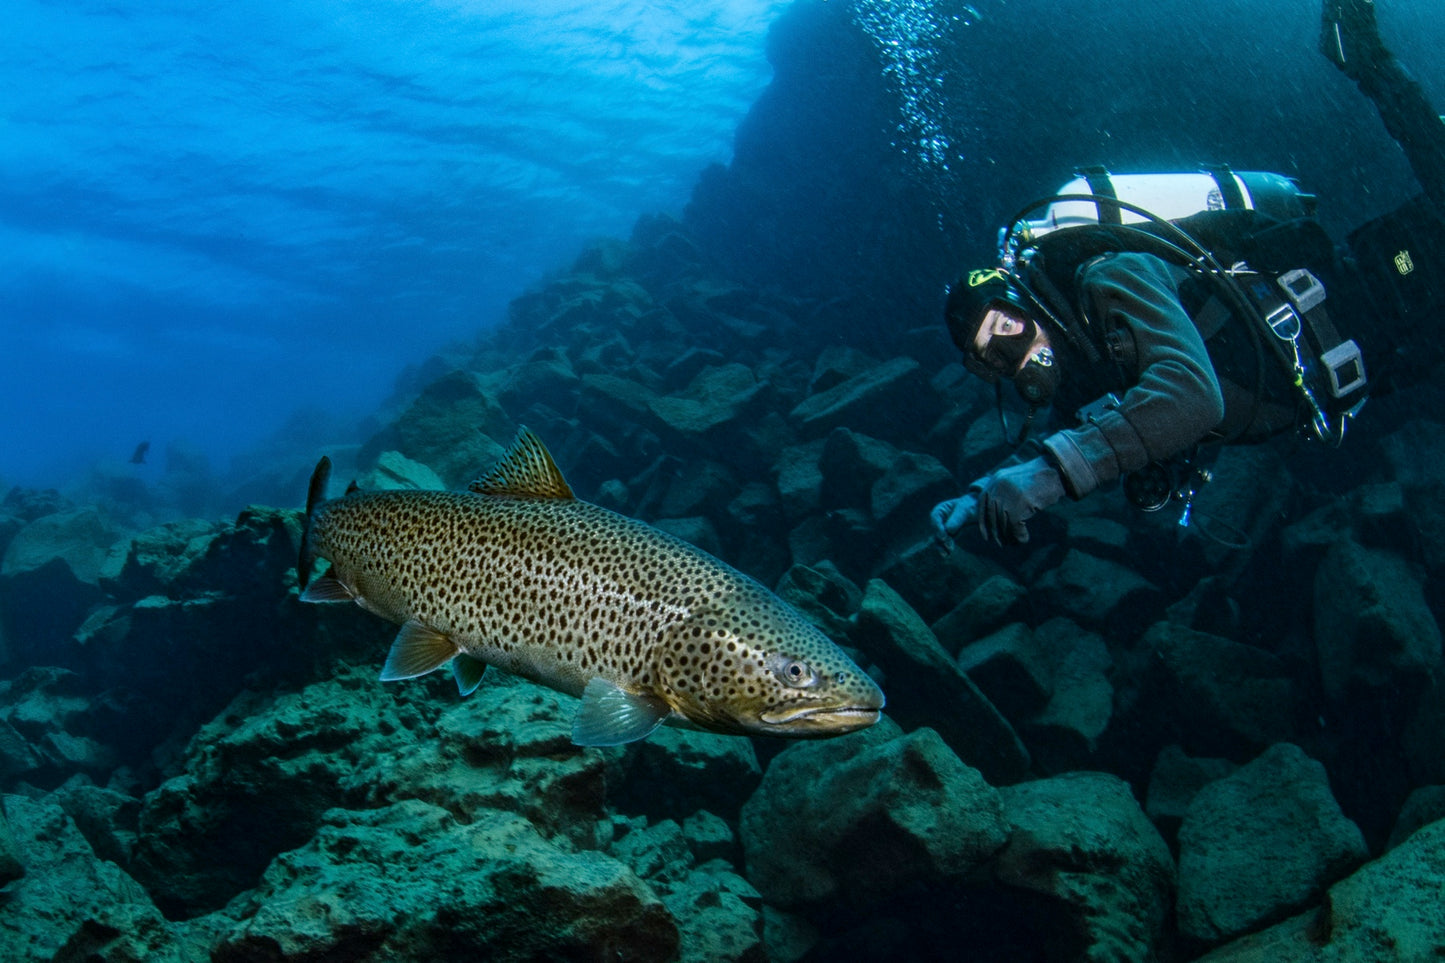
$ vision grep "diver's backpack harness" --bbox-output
[982,169,1370,526]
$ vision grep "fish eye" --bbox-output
[776,659,816,688]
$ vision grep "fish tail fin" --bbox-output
[297,456,332,588]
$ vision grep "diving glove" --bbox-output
[974,457,1065,546]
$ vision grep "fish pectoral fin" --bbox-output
[299,576,354,603]
[452,653,490,696]
[571,677,670,747]
[380,620,459,681]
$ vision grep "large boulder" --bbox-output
[1019,618,1115,774]
[1196,817,1445,962]
[130,669,615,916]
[740,723,1007,910]
[1141,621,1300,757]
[1176,743,1368,946]
[995,771,1176,963]
[0,794,203,962]
[214,801,679,963]
[788,357,939,442]
[358,369,512,487]
[1313,539,1441,705]
[850,578,1030,783]
[0,508,118,664]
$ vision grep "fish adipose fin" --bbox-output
[380,620,460,681]
[572,677,670,746]
[468,426,575,500]
[299,576,354,603]
[452,653,489,695]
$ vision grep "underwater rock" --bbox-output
[1195,817,1445,962]
[0,716,41,784]
[930,573,1028,652]
[356,449,446,491]
[0,667,125,783]
[773,440,827,521]
[1144,745,1237,847]
[657,861,765,963]
[1176,743,1367,945]
[651,515,723,558]
[0,507,117,665]
[740,723,1007,910]
[612,726,762,824]
[1141,621,1299,758]
[1018,618,1115,775]
[1388,785,1445,851]
[956,622,1053,723]
[808,346,878,395]
[1404,678,1445,787]
[773,561,862,644]
[995,771,1175,963]
[54,779,140,868]
[868,449,954,534]
[0,799,22,884]
[818,426,896,512]
[214,801,679,963]
[1313,538,1442,705]
[646,362,768,440]
[0,793,207,962]
[645,458,739,522]
[130,668,618,917]
[788,357,937,441]
[1031,548,1162,635]
[99,517,223,599]
[486,346,582,417]
[850,578,1030,784]
[359,369,512,487]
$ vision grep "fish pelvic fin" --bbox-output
[571,677,670,746]
[297,456,332,589]
[452,653,489,695]
[380,620,459,681]
[468,426,575,500]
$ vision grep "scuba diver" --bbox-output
[931,0,1443,547]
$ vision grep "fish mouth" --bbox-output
[759,704,883,732]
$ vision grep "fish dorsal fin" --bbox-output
[468,426,575,500]
[572,677,670,746]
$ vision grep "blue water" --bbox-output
[0,0,787,490]
[3,0,1442,502]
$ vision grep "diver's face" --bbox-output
[972,305,1050,377]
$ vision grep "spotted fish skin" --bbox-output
[298,428,884,746]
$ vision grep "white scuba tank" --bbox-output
[1017,168,1316,239]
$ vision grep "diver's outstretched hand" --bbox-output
[931,493,978,545]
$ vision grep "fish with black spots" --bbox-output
[297,428,884,746]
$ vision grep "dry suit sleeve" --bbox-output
[1041,253,1225,499]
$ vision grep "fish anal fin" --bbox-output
[453,653,490,695]
[380,620,459,681]
[299,575,354,603]
[468,426,575,501]
[571,677,669,746]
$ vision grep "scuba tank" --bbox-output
[1009,167,1316,245]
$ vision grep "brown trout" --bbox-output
[297,428,884,745]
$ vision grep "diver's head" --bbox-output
[946,268,1060,406]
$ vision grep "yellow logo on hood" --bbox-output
[968,268,1007,287]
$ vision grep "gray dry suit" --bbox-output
[1032,252,1226,500]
